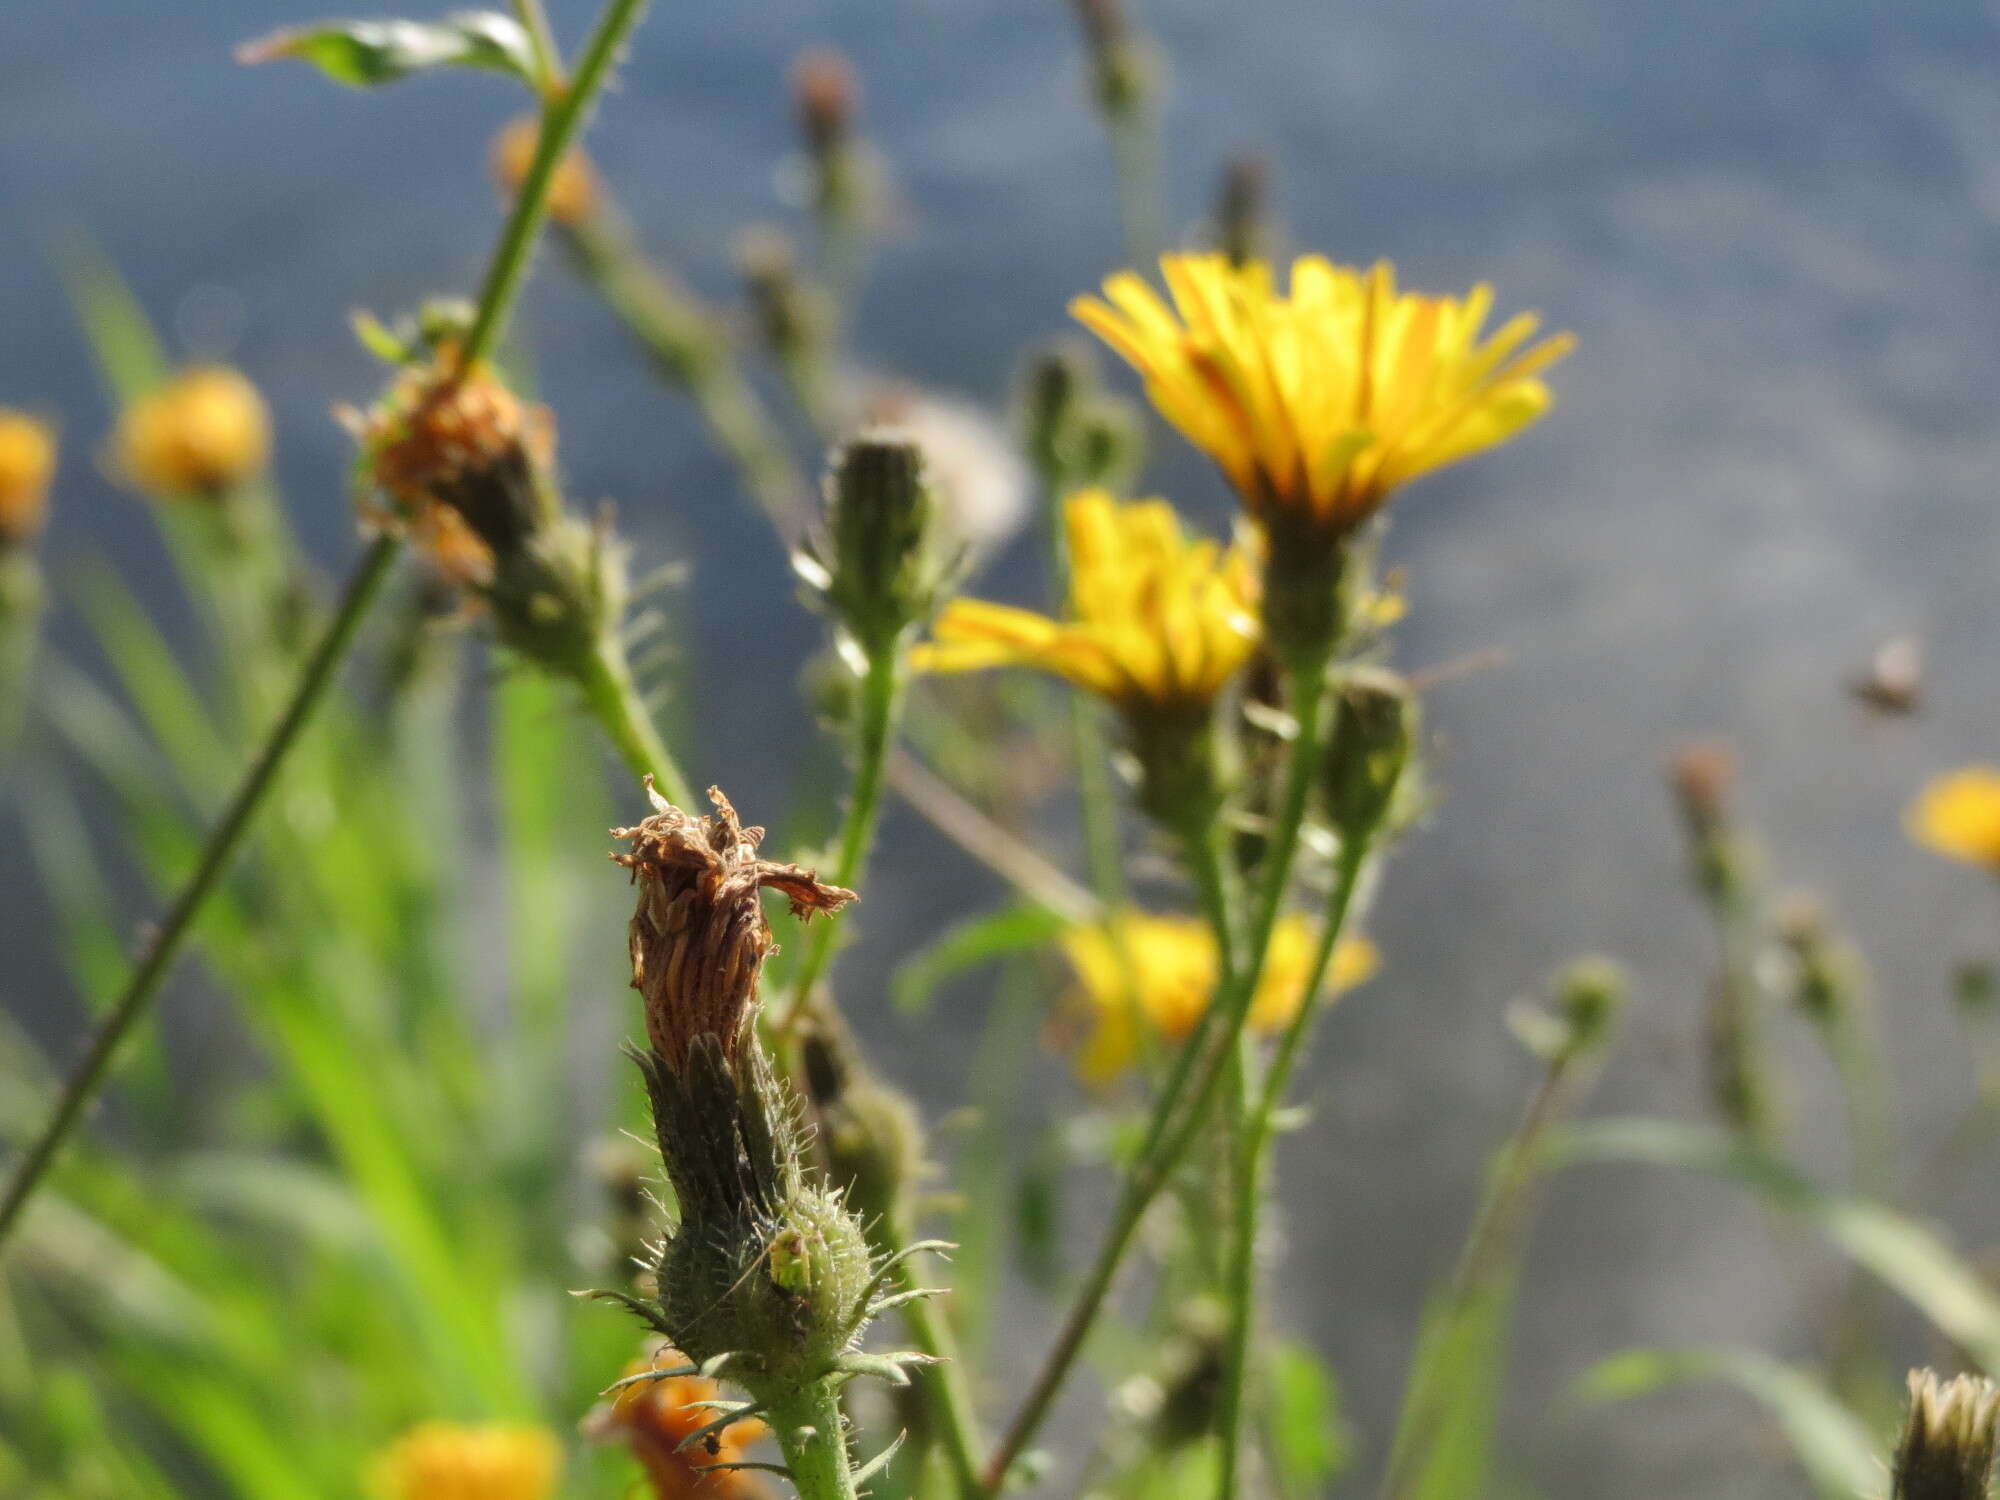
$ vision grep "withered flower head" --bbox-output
[613,782,856,1073]
[791,47,858,158]
[1666,738,1735,840]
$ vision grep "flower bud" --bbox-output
[1017,344,1144,495]
[110,366,270,498]
[1510,957,1626,1065]
[792,48,857,163]
[1778,895,1863,1029]
[611,785,873,1394]
[1070,0,1156,121]
[1666,738,1749,904]
[367,1422,558,1500]
[0,409,56,549]
[798,433,956,661]
[490,113,599,227]
[1321,667,1418,845]
[802,1028,927,1227]
[1216,151,1272,269]
[1893,1369,2000,1500]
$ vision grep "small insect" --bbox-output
[1849,633,1923,715]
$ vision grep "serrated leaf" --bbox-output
[1570,1346,1879,1500]
[237,12,535,88]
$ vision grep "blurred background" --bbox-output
[5,2,2000,1495]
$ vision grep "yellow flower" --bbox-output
[368,1421,559,1500]
[1063,910,1378,1082]
[1908,766,2000,870]
[110,366,271,497]
[491,115,599,228]
[0,409,57,546]
[1071,254,1573,533]
[915,487,1258,716]
[587,1350,769,1498]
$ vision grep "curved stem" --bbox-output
[575,635,692,810]
[980,656,1331,1494]
[770,1378,862,1500]
[777,644,903,1032]
[0,534,401,1252]
[461,0,653,371]
[1216,834,1372,1500]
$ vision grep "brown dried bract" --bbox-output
[612,782,856,1072]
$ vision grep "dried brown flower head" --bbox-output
[791,48,858,157]
[1666,738,1735,839]
[612,782,855,1072]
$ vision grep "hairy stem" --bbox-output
[1216,834,1373,1499]
[981,656,1330,1493]
[771,1378,862,1500]
[0,533,401,1252]
[461,0,654,371]
[778,644,904,1032]
[575,634,692,809]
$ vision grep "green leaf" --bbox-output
[1266,1339,1351,1498]
[891,901,1065,1015]
[237,12,536,88]
[1556,1117,2000,1372]
[1386,1275,1517,1500]
[1570,1346,1880,1500]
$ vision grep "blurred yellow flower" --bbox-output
[916,487,1257,716]
[1071,254,1572,533]
[491,115,599,228]
[1908,766,2000,870]
[1063,910,1377,1081]
[0,409,56,546]
[110,365,270,497]
[588,1350,768,1498]
[368,1421,559,1500]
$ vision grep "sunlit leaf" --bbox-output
[237,12,535,88]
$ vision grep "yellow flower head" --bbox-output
[588,1350,768,1499]
[110,365,271,498]
[1071,254,1573,532]
[491,115,599,228]
[915,487,1258,716]
[368,1421,559,1500]
[1908,766,2000,870]
[0,408,57,546]
[1063,911,1377,1082]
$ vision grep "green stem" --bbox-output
[881,1214,987,1500]
[1216,834,1372,1500]
[980,656,1330,1494]
[563,209,808,533]
[0,534,401,1253]
[575,635,693,810]
[779,644,904,1031]
[771,1378,862,1500]
[461,0,653,371]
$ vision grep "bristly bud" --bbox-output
[109,366,270,500]
[797,433,958,663]
[1018,343,1145,496]
[609,784,873,1397]
[1893,1369,2000,1500]
[1778,895,1863,1029]
[738,226,834,417]
[1216,151,1272,268]
[792,47,857,162]
[1511,957,1626,1064]
[1070,0,1156,121]
[0,409,56,550]
[1667,738,1748,904]
[802,1027,927,1228]
[1321,667,1419,847]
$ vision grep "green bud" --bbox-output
[1511,958,1626,1065]
[799,433,956,661]
[1894,1369,2000,1500]
[1778,896,1863,1028]
[1216,151,1272,269]
[1321,667,1418,845]
[1018,344,1145,494]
